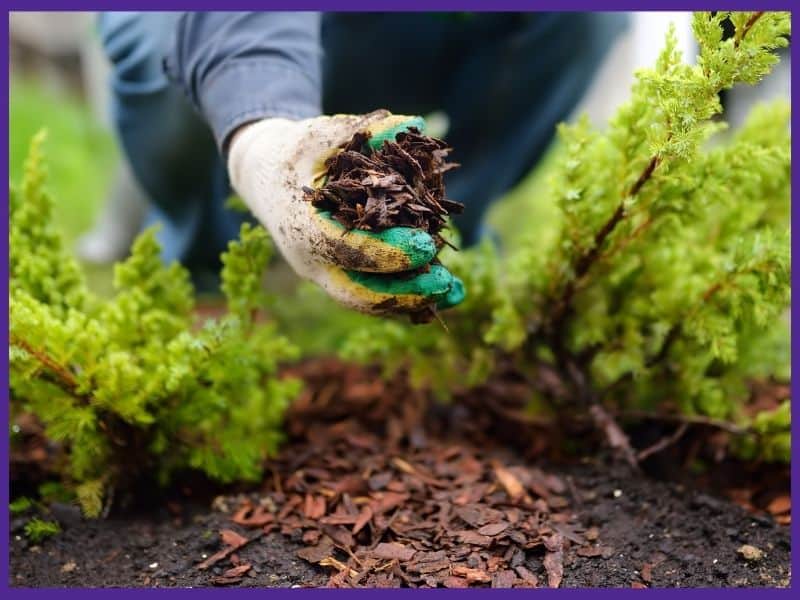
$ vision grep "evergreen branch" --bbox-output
[734,11,764,48]
[550,10,774,342]
[641,270,744,372]
[646,324,682,368]
[10,334,84,400]
[571,215,656,299]
[547,154,662,356]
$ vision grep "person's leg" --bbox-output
[98,12,242,280]
[441,13,630,245]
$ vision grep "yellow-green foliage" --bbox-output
[341,12,791,460]
[9,136,300,515]
[23,518,61,543]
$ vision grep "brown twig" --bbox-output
[548,154,661,347]
[734,11,765,48]
[636,422,690,462]
[589,404,640,469]
[10,334,83,399]
[614,409,750,435]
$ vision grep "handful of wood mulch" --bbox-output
[303,127,463,249]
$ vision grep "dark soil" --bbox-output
[10,360,790,588]
[10,459,790,588]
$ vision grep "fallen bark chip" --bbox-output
[211,576,244,586]
[543,533,564,588]
[452,565,492,583]
[492,569,518,588]
[443,576,470,588]
[514,565,538,586]
[766,495,790,515]
[373,542,417,561]
[477,521,510,537]
[457,530,493,547]
[218,529,246,549]
[222,564,252,578]
[197,530,259,571]
[304,494,326,520]
[494,464,526,502]
[296,536,335,564]
[352,506,373,535]
[231,503,274,527]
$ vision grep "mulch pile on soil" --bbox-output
[205,360,580,588]
[303,128,463,246]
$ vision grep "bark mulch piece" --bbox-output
[303,128,463,246]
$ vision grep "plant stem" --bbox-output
[734,11,764,48]
[637,422,690,461]
[547,154,662,361]
[614,409,750,435]
[10,334,83,399]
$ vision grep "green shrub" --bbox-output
[9,133,300,516]
[23,518,61,543]
[9,497,34,515]
[340,12,791,460]
[7,13,791,521]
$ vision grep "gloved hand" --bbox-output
[228,110,465,315]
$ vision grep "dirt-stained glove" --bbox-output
[228,110,464,315]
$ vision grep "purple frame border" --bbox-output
[1,2,796,597]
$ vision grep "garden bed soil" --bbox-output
[10,360,791,588]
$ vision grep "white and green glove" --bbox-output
[227,110,465,315]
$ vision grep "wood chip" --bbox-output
[543,533,564,588]
[222,564,251,578]
[452,565,492,583]
[477,521,509,537]
[373,542,416,561]
[767,495,791,515]
[456,530,492,547]
[296,536,335,564]
[494,464,525,502]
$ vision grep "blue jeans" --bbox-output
[99,12,628,276]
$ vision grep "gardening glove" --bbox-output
[228,110,465,316]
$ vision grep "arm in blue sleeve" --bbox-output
[165,12,323,151]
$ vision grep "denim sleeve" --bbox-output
[164,12,323,151]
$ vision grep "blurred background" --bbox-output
[9,11,791,297]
